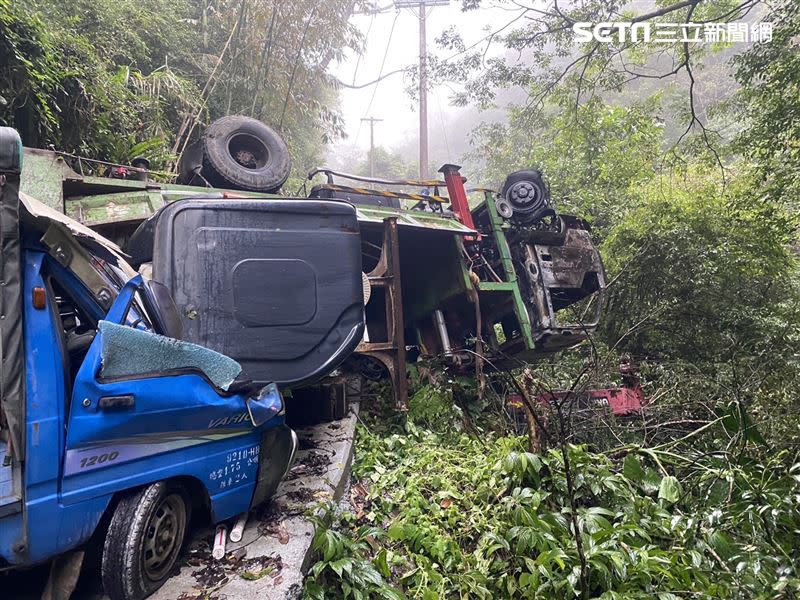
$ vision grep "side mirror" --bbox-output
[246,382,283,427]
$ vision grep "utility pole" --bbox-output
[395,0,448,180]
[361,117,383,177]
[418,4,428,180]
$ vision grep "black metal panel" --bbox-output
[149,198,364,387]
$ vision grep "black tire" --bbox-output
[500,169,552,224]
[175,141,204,186]
[201,115,291,192]
[101,481,188,600]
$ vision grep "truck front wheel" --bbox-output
[102,481,188,600]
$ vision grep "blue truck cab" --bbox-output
[0,127,365,599]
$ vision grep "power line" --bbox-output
[363,11,399,118]
[338,6,515,92]
[418,2,429,178]
[437,9,527,65]
[436,91,451,160]
[354,10,400,146]
[351,13,376,85]
[279,1,321,130]
[353,2,397,14]
[395,0,447,179]
[334,67,409,89]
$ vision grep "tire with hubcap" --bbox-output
[102,481,189,600]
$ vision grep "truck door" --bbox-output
[129,199,365,388]
[64,275,281,458]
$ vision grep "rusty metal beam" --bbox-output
[356,217,408,411]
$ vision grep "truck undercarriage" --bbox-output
[19,144,606,410]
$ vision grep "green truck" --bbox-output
[20,115,606,411]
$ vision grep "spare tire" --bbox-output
[200,115,291,192]
[500,169,553,225]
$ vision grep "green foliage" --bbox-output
[436,0,745,146]
[0,0,61,142]
[354,147,418,181]
[472,97,664,235]
[0,0,199,166]
[471,84,800,448]
[600,167,798,361]
[405,365,488,431]
[734,1,800,206]
[325,2,799,598]
[407,380,463,430]
[309,399,800,599]
[305,507,406,600]
[0,0,358,175]
[198,0,361,174]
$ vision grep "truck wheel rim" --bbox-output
[143,493,186,582]
[228,133,269,170]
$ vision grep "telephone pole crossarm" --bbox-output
[361,117,384,177]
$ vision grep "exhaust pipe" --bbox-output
[433,309,453,357]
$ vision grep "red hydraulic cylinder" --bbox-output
[439,164,478,239]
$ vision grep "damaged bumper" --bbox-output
[251,425,298,508]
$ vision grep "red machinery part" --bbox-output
[439,164,478,239]
[507,386,644,418]
[584,386,644,416]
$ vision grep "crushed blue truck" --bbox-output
[0,116,606,599]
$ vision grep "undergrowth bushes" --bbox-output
[304,386,800,599]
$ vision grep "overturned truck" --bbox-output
[21,115,606,412]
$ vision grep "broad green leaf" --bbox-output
[642,468,662,495]
[623,454,645,482]
[304,580,325,600]
[658,476,681,503]
[374,548,391,578]
[708,530,736,561]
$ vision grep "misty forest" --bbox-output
[2,0,799,598]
